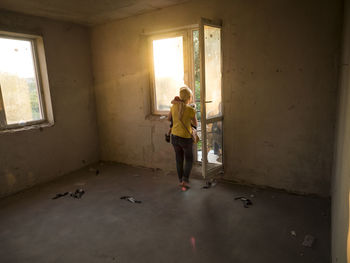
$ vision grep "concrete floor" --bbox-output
[0,163,330,263]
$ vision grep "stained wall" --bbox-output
[0,10,99,197]
[91,0,342,195]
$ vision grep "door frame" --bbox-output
[199,17,224,179]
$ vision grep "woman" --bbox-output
[168,86,198,188]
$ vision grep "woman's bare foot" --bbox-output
[178,182,184,187]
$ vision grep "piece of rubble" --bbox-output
[120,196,142,204]
[71,189,85,199]
[52,189,85,200]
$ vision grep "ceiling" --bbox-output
[0,0,189,26]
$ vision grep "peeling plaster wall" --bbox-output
[91,0,342,195]
[332,0,350,261]
[0,10,99,198]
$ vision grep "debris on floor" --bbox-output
[120,196,142,203]
[302,234,316,247]
[250,194,255,198]
[201,179,217,189]
[52,192,69,199]
[52,189,85,200]
[71,189,85,199]
[290,230,297,237]
[234,196,253,208]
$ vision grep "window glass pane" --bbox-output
[0,37,43,125]
[204,26,222,118]
[206,121,222,164]
[153,36,184,112]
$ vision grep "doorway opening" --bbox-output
[149,19,223,178]
[192,25,223,175]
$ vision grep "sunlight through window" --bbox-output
[152,36,185,112]
[0,37,43,125]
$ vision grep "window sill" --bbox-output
[145,114,169,121]
[0,122,54,134]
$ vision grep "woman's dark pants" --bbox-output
[171,135,193,183]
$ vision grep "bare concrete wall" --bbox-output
[332,0,350,261]
[91,0,342,195]
[0,10,99,197]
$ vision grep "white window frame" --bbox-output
[148,28,197,115]
[0,31,54,132]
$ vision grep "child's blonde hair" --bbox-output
[179,86,193,104]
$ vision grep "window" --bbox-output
[0,31,53,131]
[149,30,192,115]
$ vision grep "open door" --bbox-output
[199,18,223,179]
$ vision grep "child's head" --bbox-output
[179,86,193,104]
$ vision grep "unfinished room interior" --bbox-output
[0,0,349,262]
